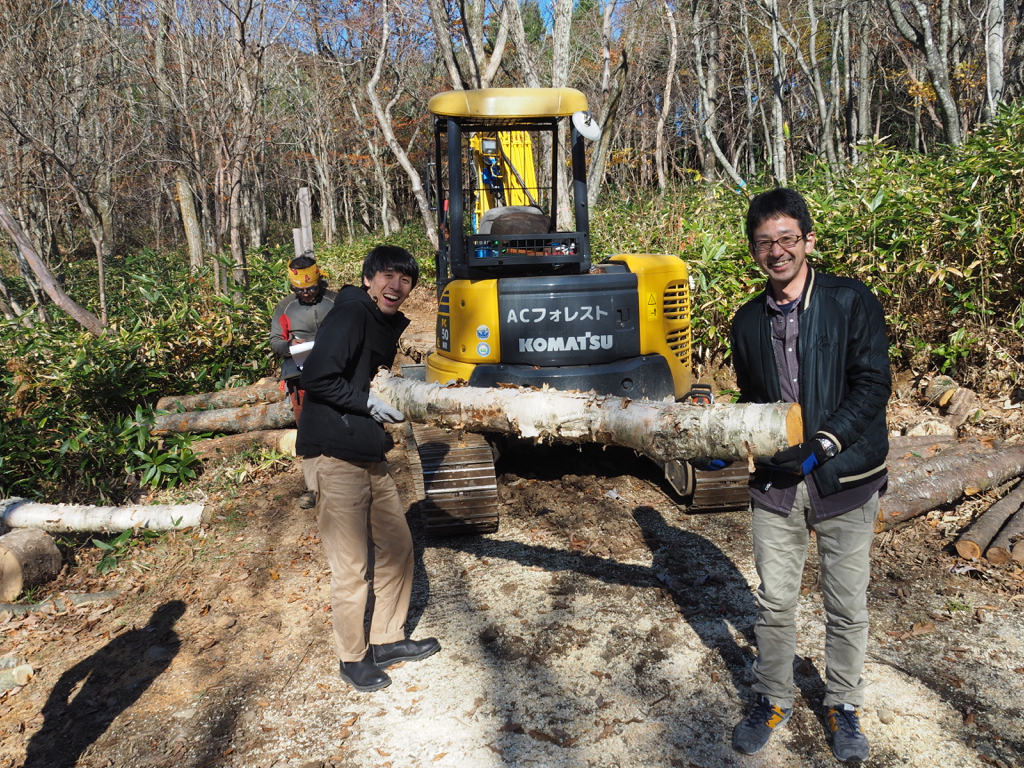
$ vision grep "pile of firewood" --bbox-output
[882,435,1024,562]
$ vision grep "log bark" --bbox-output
[156,378,283,412]
[876,445,1024,532]
[944,386,983,428]
[193,429,297,460]
[954,482,1024,559]
[152,400,293,435]
[888,442,1002,487]
[887,434,958,451]
[372,370,802,462]
[0,529,62,601]
[984,507,1024,564]
[1,499,208,533]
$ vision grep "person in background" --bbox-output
[269,254,336,509]
[728,188,890,763]
[297,245,439,692]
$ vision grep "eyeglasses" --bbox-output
[294,286,319,296]
[752,234,806,254]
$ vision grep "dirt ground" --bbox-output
[2,285,1024,768]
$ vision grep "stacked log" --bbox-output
[156,378,283,412]
[954,483,1024,560]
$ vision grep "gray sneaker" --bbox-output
[298,490,317,509]
[732,695,792,754]
[827,704,870,762]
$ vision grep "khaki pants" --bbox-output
[306,455,413,662]
[751,482,877,709]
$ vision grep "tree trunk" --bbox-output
[193,429,297,460]
[655,1,678,193]
[156,378,284,412]
[0,197,102,335]
[985,507,1024,564]
[0,528,62,601]
[1,499,208,533]
[153,400,294,435]
[876,445,1024,531]
[954,481,1024,559]
[372,371,801,462]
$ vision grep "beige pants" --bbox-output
[305,455,413,662]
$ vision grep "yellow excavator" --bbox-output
[406,88,748,535]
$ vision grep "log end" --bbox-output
[984,546,1011,565]
[954,540,982,561]
[785,403,804,447]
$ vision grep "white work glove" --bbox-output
[366,392,405,424]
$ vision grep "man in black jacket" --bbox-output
[729,189,890,762]
[297,245,439,692]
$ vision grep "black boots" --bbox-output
[338,657,391,692]
[371,637,441,668]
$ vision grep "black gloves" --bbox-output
[771,433,838,475]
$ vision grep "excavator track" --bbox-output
[662,460,751,513]
[405,423,500,536]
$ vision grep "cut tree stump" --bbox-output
[153,399,294,435]
[954,482,1024,560]
[876,445,1024,532]
[0,529,62,601]
[1,499,208,533]
[984,507,1024,564]
[372,370,802,462]
[925,375,959,406]
[193,429,297,460]
[156,378,284,412]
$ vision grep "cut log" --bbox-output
[887,434,958,450]
[876,445,1024,532]
[1,499,208,533]
[944,386,983,428]
[0,664,34,690]
[152,399,294,435]
[372,370,802,462]
[193,429,297,459]
[1012,539,1024,564]
[954,482,1024,560]
[156,378,284,412]
[0,529,62,601]
[888,444,1002,487]
[924,375,959,406]
[984,507,1024,564]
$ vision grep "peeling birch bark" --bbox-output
[1,498,208,533]
[372,370,802,462]
[193,429,297,459]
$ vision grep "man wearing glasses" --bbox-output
[270,254,337,508]
[728,188,890,763]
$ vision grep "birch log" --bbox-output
[157,378,284,412]
[0,529,62,601]
[1,498,208,533]
[372,370,802,461]
[152,399,294,435]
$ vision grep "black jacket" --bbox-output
[730,268,891,497]
[295,285,410,463]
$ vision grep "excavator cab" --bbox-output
[409,88,748,535]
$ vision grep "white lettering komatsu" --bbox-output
[519,335,613,353]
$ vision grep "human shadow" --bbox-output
[23,600,186,768]
[429,503,759,696]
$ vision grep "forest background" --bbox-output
[0,0,1023,510]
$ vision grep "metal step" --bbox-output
[405,423,500,536]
